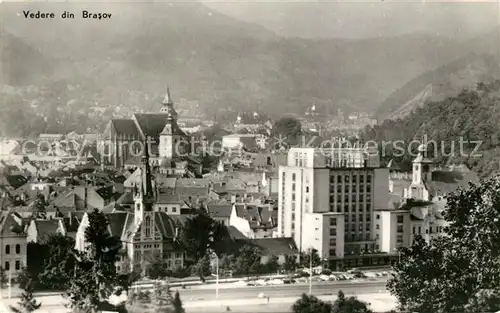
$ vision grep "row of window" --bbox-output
[4,260,22,271]
[330,203,372,213]
[330,194,372,203]
[330,175,372,184]
[5,244,22,255]
[330,185,372,193]
[412,226,444,234]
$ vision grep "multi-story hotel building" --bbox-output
[278,147,389,269]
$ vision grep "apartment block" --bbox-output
[278,147,389,269]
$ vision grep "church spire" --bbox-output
[160,86,178,119]
[141,136,154,210]
[163,86,173,105]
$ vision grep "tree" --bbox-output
[172,291,185,313]
[265,255,280,274]
[272,116,302,147]
[117,262,141,293]
[300,249,321,268]
[191,255,211,282]
[0,266,7,289]
[10,278,42,313]
[64,209,122,313]
[146,256,170,280]
[332,290,372,313]
[233,245,262,277]
[292,293,332,313]
[388,176,500,313]
[32,194,47,219]
[38,234,76,290]
[283,254,298,272]
[180,213,228,261]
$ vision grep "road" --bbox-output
[171,280,387,301]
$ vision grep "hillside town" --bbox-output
[0,88,480,306]
[2,1,500,312]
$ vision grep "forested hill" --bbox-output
[360,80,500,178]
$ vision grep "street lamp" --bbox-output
[209,250,219,300]
[393,247,401,263]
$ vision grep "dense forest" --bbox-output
[360,80,500,178]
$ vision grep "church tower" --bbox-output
[409,143,434,201]
[159,88,189,160]
[160,87,178,119]
[134,137,155,226]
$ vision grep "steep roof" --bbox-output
[110,119,140,137]
[0,211,25,237]
[207,204,233,218]
[133,113,176,138]
[33,219,61,241]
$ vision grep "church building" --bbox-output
[101,88,191,168]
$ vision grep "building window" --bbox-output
[292,183,296,191]
[329,249,336,256]
[175,252,182,259]
[345,176,350,183]
[5,245,10,255]
[15,260,21,270]
[330,228,336,236]
[4,261,10,271]
[412,226,416,234]
[376,224,380,230]
[330,238,336,246]
[367,175,372,183]
[376,214,380,220]
[397,215,404,223]
[337,176,342,183]
[15,244,20,254]
[172,207,177,213]
[330,218,337,226]
[144,216,151,237]
[397,225,404,233]
[306,186,309,193]
[359,175,364,182]
[292,173,296,181]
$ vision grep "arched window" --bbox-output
[16,244,21,254]
[144,216,151,237]
[5,245,10,255]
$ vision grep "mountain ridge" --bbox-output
[1,2,498,120]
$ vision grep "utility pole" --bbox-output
[308,248,313,295]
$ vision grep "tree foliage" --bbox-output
[64,209,122,313]
[232,245,262,277]
[10,278,42,313]
[191,255,211,282]
[37,234,76,290]
[300,248,321,268]
[0,266,7,289]
[388,176,500,313]
[292,291,372,313]
[292,294,332,313]
[284,254,298,272]
[172,291,185,313]
[360,80,500,178]
[332,290,372,313]
[264,255,280,274]
[179,213,228,261]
